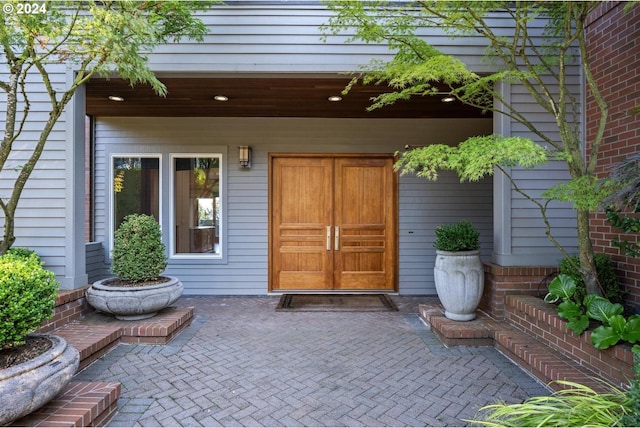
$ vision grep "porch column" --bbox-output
[61,71,89,289]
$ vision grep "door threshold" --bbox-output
[268,291,399,295]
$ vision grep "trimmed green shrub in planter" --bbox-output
[86,213,182,320]
[434,219,480,252]
[112,213,167,283]
[0,251,59,348]
[433,220,483,321]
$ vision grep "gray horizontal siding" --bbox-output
[86,242,111,283]
[94,116,493,296]
[143,5,533,74]
[0,64,71,284]
[494,77,579,266]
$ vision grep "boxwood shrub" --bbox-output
[0,251,59,348]
[111,213,167,283]
[434,220,480,252]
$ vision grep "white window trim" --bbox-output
[169,153,224,260]
[109,153,163,255]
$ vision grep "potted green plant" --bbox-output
[433,220,484,321]
[0,249,79,425]
[86,214,183,320]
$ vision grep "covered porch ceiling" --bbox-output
[85,76,490,119]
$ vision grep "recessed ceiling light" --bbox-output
[328,95,342,102]
[108,95,124,102]
[441,96,455,103]
[214,95,229,102]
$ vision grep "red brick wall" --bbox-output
[481,264,558,319]
[586,2,640,309]
[36,288,92,333]
[506,295,634,389]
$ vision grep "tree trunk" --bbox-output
[576,209,600,295]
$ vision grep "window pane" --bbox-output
[174,157,221,255]
[113,157,160,229]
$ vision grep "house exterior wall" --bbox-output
[586,2,640,309]
[0,2,581,291]
[0,64,87,288]
[92,117,493,295]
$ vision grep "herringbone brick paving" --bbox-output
[73,296,550,427]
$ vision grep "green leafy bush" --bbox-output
[545,274,640,349]
[469,380,631,427]
[0,252,59,348]
[111,213,167,283]
[5,247,38,260]
[559,253,623,304]
[433,220,480,251]
[621,345,640,427]
[471,347,640,427]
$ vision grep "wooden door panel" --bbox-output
[271,158,332,290]
[270,155,396,292]
[334,158,395,290]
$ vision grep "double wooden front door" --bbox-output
[269,154,397,292]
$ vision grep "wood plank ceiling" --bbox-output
[85,76,490,119]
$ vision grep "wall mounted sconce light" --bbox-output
[239,146,252,168]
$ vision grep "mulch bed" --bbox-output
[101,276,171,287]
[0,336,52,369]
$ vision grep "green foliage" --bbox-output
[606,208,640,257]
[543,176,618,212]
[395,135,548,182]
[111,214,167,283]
[5,247,39,260]
[602,152,640,210]
[433,220,480,252]
[559,253,623,304]
[600,151,640,257]
[468,380,631,427]
[0,1,215,94]
[620,345,640,427]
[0,252,59,348]
[546,274,640,349]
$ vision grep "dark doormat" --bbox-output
[275,294,398,312]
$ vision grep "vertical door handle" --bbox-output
[335,226,340,251]
[326,226,332,251]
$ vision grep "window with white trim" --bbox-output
[171,155,222,257]
[112,155,161,230]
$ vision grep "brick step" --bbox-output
[494,329,606,392]
[12,306,196,427]
[55,306,194,369]
[10,381,121,427]
[419,303,612,393]
[53,322,123,371]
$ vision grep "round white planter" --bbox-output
[0,335,79,425]
[433,250,484,321]
[86,276,183,320]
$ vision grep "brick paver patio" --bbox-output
[73,296,550,427]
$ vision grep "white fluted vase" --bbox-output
[434,250,484,321]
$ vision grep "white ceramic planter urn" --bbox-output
[86,276,183,320]
[0,335,79,425]
[433,250,484,321]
